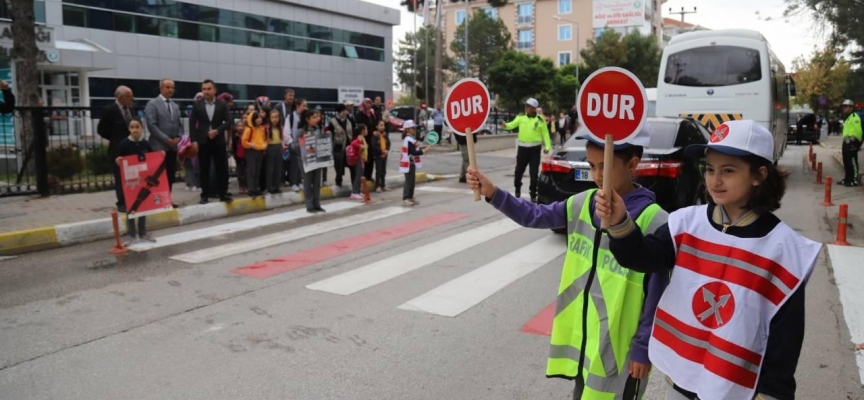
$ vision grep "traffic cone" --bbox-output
[811,153,817,171]
[361,177,373,204]
[823,177,834,206]
[110,210,128,255]
[815,162,823,184]
[834,203,850,246]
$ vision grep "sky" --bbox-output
[361,0,828,78]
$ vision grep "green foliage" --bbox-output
[47,145,84,180]
[580,29,661,88]
[552,63,580,112]
[487,50,556,111]
[785,0,864,65]
[85,144,112,176]
[395,26,454,104]
[450,9,512,82]
[791,45,850,111]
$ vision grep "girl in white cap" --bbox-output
[596,120,822,400]
[400,120,430,206]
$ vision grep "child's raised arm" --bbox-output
[595,190,676,272]
[467,167,566,230]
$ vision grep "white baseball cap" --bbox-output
[574,123,652,150]
[684,120,774,162]
[525,98,539,108]
[842,99,854,106]
[403,120,416,129]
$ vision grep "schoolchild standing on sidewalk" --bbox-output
[242,110,267,197]
[369,120,391,192]
[231,120,248,194]
[467,125,668,399]
[596,120,822,400]
[297,109,329,213]
[348,123,369,200]
[400,120,430,207]
[115,117,160,245]
[265,109,286,194]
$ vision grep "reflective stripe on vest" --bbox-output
[547,189,667,397]
[650,205,821,400]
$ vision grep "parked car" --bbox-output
[788,112,819,144]
[387,111,405,133]
[538,117,710,232]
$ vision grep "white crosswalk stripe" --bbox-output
[171,207,411,264]
[397,234,565,317]
[128,201,362,252]
[305,218,521,295]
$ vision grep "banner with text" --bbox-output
[119,152,172,218]
[338,87,364,104]
[593,0,646,29]
[300,131,334,172]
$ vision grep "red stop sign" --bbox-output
[577,67,647,144]
[445,78,491,136]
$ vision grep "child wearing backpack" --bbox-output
[400,120,430,207]
[348,123,369,200]
[467,125,668,399]
[596,120,821,400]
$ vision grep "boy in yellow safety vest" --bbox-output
[467,125,668,399]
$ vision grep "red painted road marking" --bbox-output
[521,301,556,336]
[231,212,469,279]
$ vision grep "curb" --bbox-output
[0,172,433,256]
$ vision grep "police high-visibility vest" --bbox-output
[503,113,553,151]
[399,136,422,173]
[548,189,667,397]
[843,112,863,142]
[650,205,821,400]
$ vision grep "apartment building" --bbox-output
[435,0,663,68]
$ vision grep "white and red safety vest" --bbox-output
[399,136,422,173]
[650,205,821,400]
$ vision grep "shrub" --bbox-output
[85,144,112,176]
[47,145,84,181]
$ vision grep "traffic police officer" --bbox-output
[840,99,862,186]
[501,98,552,202]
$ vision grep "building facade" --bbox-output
[0,0,399,112]
[436,0,662,69]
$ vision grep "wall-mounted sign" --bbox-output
[0,45,60,64]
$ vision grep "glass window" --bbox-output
[63,6,87,27]
[455,10,466,25]
[160,20,179,38]
[558,25,571,41]
[88,8,114,30]
[344,45,359,59]
[136,15,160,35]
[558,0,572,14]
[483,7,497,19]
[114,13,135,33]
[517,29,533,50]
[558,52,571,66]
[664,46,762,87]
[249,32,265,48]
[198,25,217,42]
[517,4,533,24]
[35,0,46,24]
[178,22,198,40]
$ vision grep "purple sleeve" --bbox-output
[488,188,567,229]
[630,271,669,364]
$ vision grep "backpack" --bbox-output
[346,142,359,166]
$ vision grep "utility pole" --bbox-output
[464,0,469,78]
[434,0,443,110]
[412,7,418,122]
[668,6,697,26]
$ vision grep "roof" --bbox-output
[667,29,767,46]
[662,18,698,29]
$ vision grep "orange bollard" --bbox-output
[360,177,372,204]
[834,203,850,246]
[809,143,813,160]
[823,177,835,206]
[811,153,817,170]
[816,162,823,184]
[109,210,128,255]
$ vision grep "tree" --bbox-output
[395,26,454,105]
[487,50,556,111]
[791,45,851,112]
[784,1,864,65]
[551,63,580,112]
[11,0,41,187]
[580,29,661,88]
[450,9,512,82]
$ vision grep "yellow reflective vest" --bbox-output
[504,113,552,151]
[548,189,667,399]
[843,112,863,142]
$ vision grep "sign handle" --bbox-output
[600,134,614,230]
[465,128,480,201]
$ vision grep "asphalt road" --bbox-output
[0,144,861,400]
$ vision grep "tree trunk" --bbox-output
[11,0,41,185]
[434,0,443,109]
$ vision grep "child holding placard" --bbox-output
[467,125,667,399]
[115,117,161,245]
[400,120,430,207]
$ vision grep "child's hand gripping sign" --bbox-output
[576,67,648,228]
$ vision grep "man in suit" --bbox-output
[97,85,134,211]
[189,79,233,204]
[145,78,182,202]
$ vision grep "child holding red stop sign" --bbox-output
[596,120,821,400]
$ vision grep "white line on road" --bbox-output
[0,256,17,262]
[128,201,362,252]
[306,219,521,295]
[827,244,864,384]
[418,186,532,199]
[397,234,565,317]
[171,207,410,264]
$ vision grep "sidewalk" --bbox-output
[0,163,437,255]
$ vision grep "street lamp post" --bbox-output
[554,15,579,102]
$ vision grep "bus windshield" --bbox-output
[663,46,762,87]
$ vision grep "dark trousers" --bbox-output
[287,145,303,186]
[265,144,283,191]
[198,139,229,199]
[375,156,387,188]
[333,149,346,186]
[165,150,177,193]
[434,124,445,143]
[304,168,323,210]
[514,145,542,198]
[126,215,147,237]
[235,157,247,189]
[403,163,416,200]
[246,149,264,193]
[113,163,125,211]
[842,139,860,183]
[352,161,365,194]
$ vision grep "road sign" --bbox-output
[819,95,828,106]
[577,67,647,144]
[444,78,491,136]
[425,131,439,145]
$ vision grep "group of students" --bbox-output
[468,119,820,400]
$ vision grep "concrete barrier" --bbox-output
[475,133,518,153]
